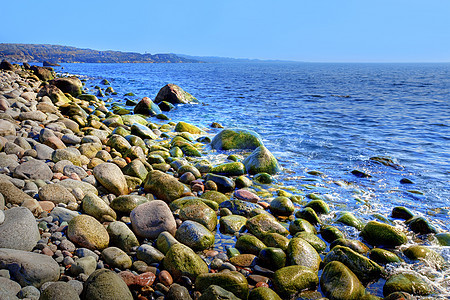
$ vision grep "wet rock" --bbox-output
[40,281,80,300]
[0,207,40,251]
[131,123,158,139]
[107,221,139,252]
[320,225,345,243]
[211,128,263,150]
[403,245,444,268]
[270,196,294,216]
[383,272,432,296]
[235,234,266,255]
[175,121,202,134]
[82,269,133,300]
[287,237,321,272]
[336,211,364,230]
[109,194,148,214]
[204,173,235,193]
[369,248,403,265]
[0,248,60,288]
[133,97,162,116]
[360,221,407,247]
[272,265,318,298]
[166,283,192,300]
[435,232,450,246]
[330,238,370,254]
[258,247,286,270]
[320,261,365,300]
[179,200,217,231]
[248,287,282,300]
[131,200,176,239]
[67,214,110,250]
[154,83,198,105]
[195,271,248,299]
[163,243,209,280]
[323,245,384,283]
[143,170,186,202]
[210,162,245,177]
[246,213,289,238]
[289,218,316,235]
[405,216,437,234]
[295,207,321,225]
[49,77,82,97]
[175,220,215,251]
[293,232,326,253]
[219,215,247,234]
[93,163,129,196]
[198,285,240,300]
[304,199,330,215]
[243,145,280,175]
[391,206,414,220]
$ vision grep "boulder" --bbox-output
[107,221,139,252]
[360,221,407,247]
[133,97,162,116]
[196,272,249,299]
[235,235,266,255]
[67,214,110,250]
[13,159,53,181]
[211,129,263,150]
[0,248,60,288]
[287,238,321,271]
[243,145,281,175]
[39,282,80,300]
[175,121,202,134]
[246,213,289,238]
[49,77,82,97]
[219,215,247,234]
[198,285,241,300]
[143,170,186,202]
[93,163,129,196]
[32,66,54,81]
[272,265,318,297]
[82,269,133,300]
[210,162,245,177]
[320,261,366,300]
[130,200,177,239]
[179,201,217,231]
[0,207,40,251]
[383,272,432,296]
[154,84,198,105]
[175,220,215,251]
[163,243,209,280]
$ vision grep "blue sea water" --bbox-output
[62,62,449,229]
[60,62,450,297]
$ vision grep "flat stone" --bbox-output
[13,159,53,181]
[0,207,40,251]
[38,183,77,204]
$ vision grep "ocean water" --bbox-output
[61,62,450,297]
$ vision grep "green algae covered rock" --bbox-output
[82,269,133,300]
[258,247,286,270]
[273,265,318,297]
[320,261,366,300]
[211,128,263,150]
[201,190,229,204]
[287,237,321,271]
[235,234,267,255]
[270,196,295,216]
[163,243,209,280]
[243,145,281,175]
[323,245,384,283]
[383,272,433,296]
[175,121,202,134]
[175,220,215,251]
[179,201,218,231]
[369,248,403,265]
[293,232,327,253]
[67,215,109,250]
[360,221,407,247]
[143,170,187,202]
[246,213,289,238]
[195,271,249,299]
[219,215,247,234]
[154,83,198,105]
[249,287,282,300]
[210,162,246,177]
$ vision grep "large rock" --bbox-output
[38,183,77,204]
[49,77,82,97]
[0,120,16,136]
[211,129,264,150]
[175,220,215,251]
[13,159,53,181]
[133,97,162,116]
[272,265,318,297]
[0,179,34,205]
[323,245,384,284]
[82,269,133,300]
[40,282,80,300]
[67,215,110,250]
[243,145,281,175]
[287,238,321,272]
[163,243,209,280]
[0,207,40,251]
[37,85,69,106]
[107,221,139,252]
[82,192,117,222]
[130,200,177,239]
[154,84,198,105]
[360,221,407,247]
[246,213,289,238]
[0,248,60,288]
[195,271,249,299]
[383,272,432,296]
[32,66,54,81]
[143,170,187,202]
[179,201,217,231]
[93,163,129,196]
[175,121,202,134]
[320,261,366,300]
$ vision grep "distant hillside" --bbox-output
[0,44,199,63]
[177,54,299,63]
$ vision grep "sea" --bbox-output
[59,62,449,297]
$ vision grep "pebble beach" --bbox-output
[0,59,448,300]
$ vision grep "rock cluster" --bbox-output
[0,60,446,300]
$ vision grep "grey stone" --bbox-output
[39,183,77,204]
[0,248,60,288]
[136,244,165,265]
[49,206,80,223]
[39,281,80,300]
[130,200,177,239]
[17,285,40,300]
[0,207,40,251]
[13,159,53,181]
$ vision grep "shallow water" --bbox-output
[60,62,450,297]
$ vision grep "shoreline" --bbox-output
[0,60,448,299]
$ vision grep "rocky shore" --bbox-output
[0,59,448,300]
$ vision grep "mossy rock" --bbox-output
[403,245,444,268]
[175,220,215,251]
[110,195,149,214]
[323,245,384,284]
[287,237,321,271]
[258,247,286,270]
[293,232,327,253]
[163,243,209,280]
[211,128,264,150]
[249,287,282,300]
[270,196,295,216]
[195,271,249,299]
[179,201,218,231]
[273,265,318,297]
[143,170,187,203]
[235,234,267,255]
[304,199,329,215]
[320,261,365,300]
[330,238,370,254]
[289,218,316,235]
[295,207,321,225]
[360,221,407,248]
[170,197,219,212]
[246,213,289,238]
[175,121,202,134]
[82,269,133,300]
[243,145,281,175]
[261,232,290,251]
[320,225,345,243]
[383,272,433,296]
[336,211,364,230]
[369,248,403,265]
[219,215,247,235]
[210,162,246,177]
[201,190,229,204]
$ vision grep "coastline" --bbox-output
[0,60,448,299]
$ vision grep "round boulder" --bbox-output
[130,200,177,239]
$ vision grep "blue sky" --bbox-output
[2,0,449,62]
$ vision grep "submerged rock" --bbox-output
[383,272,433,296]
[154,83,198,105]
[360,221,407,247]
